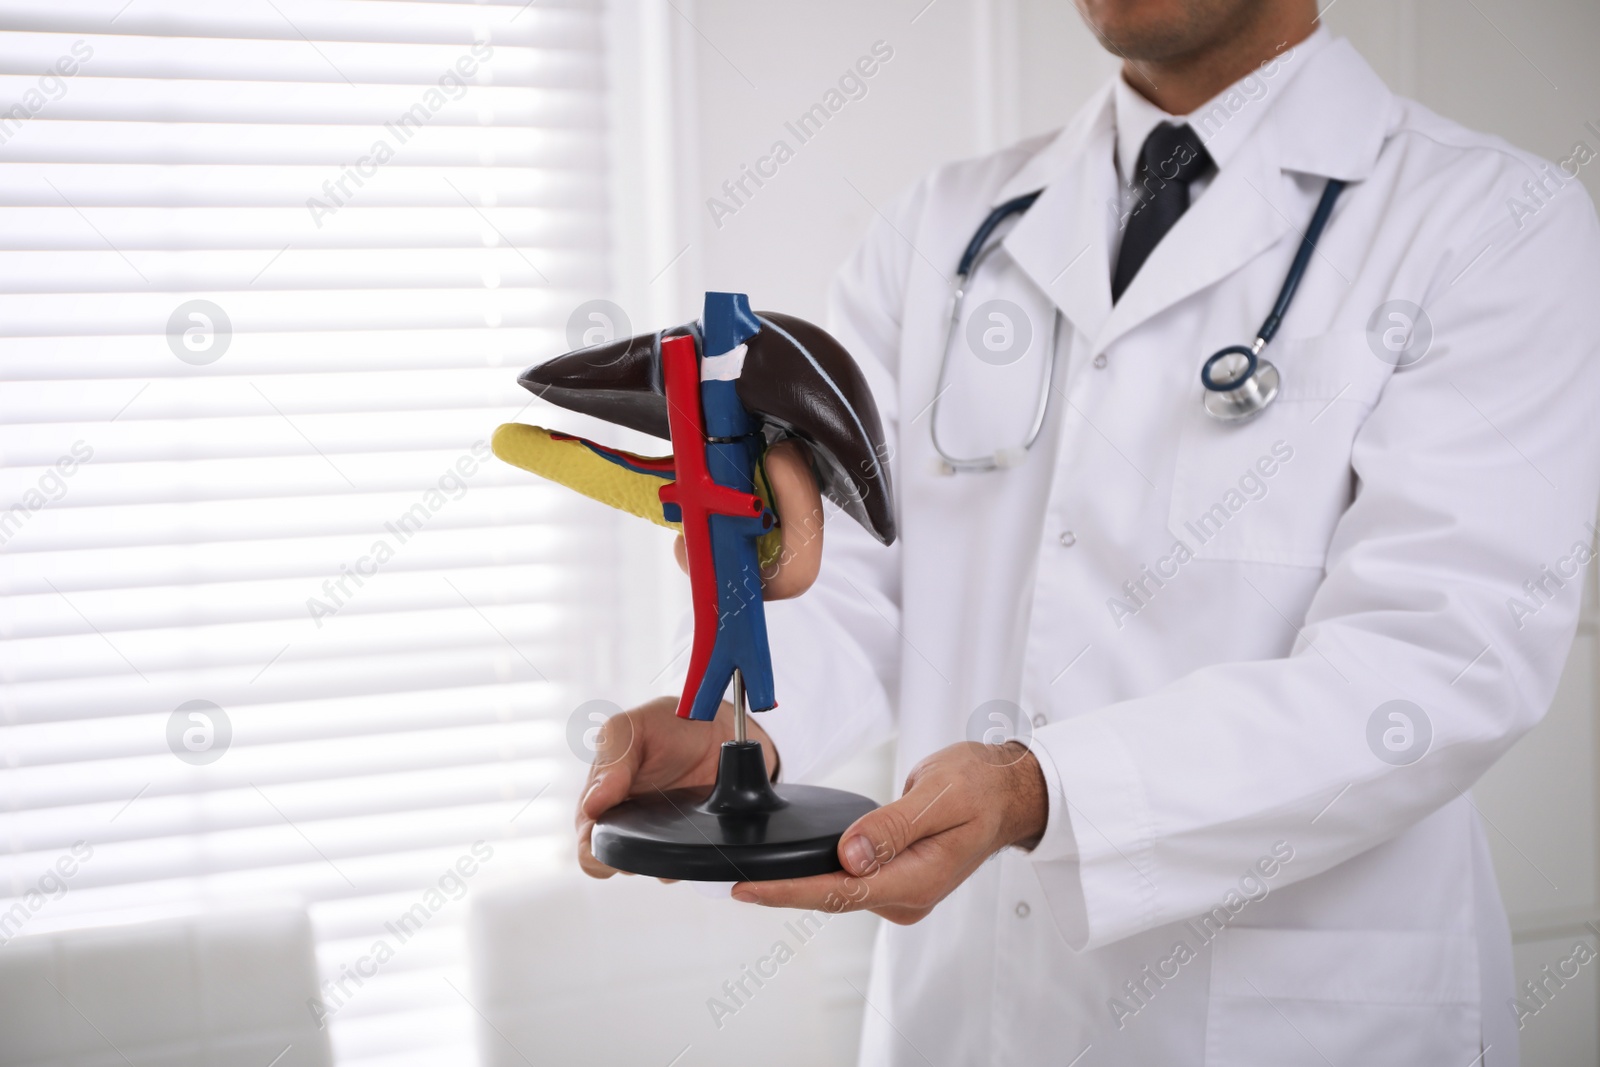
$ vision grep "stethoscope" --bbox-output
[930,178,1347,473]
[929,189,1050,473]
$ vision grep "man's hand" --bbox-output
[575,696,779,878]
[729,741,1047,924]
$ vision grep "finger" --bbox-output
[580,769,630,822]
[732,831,957,914]
[836,772,967,877]
[575,820,620,879]
[760,440,824,601]
[867,904,932,926]
[731,775,975,912]
[672,533,689,576]
[579,713,643,821]
[732,871,855,910]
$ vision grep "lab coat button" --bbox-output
[1031,713,1046,728]
[1092,353,1107,369]
[1058,530,1076,547]
[1014,901,1031,918]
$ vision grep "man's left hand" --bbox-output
[731,741,1048,924]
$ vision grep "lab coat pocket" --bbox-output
[1168,332,1389,568]
[1204,927,1478,1067]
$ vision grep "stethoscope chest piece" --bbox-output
[1201,344,1279,422]
[1195,176,1347,425]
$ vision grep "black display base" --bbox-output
[591,739,878,881]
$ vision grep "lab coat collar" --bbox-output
[993,84,1119,345]
[994,35,1393,354]
[1268,36,1393,182]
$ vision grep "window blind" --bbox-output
[0,2,649,1064]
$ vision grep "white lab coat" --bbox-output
[753,34,1600,1067]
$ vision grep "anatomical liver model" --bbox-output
[492,291,896,880]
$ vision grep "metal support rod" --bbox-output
[733,669,748,744]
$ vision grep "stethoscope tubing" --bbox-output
[1254,178,1346,349]
[930,192,1058,473]
[931,239,1059,472]
[933,176,1347,471]
[956,190,1042,276]
[1199,177,1345,417]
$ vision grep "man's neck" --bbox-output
[1122,9,1320,116]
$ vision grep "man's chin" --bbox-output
[1074,0,1265,64]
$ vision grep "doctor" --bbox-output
[578,0,1600,1063]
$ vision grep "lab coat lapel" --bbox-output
[1089,37,1394,355]
[1094,140,1291,354]
[998,87,1117,345]
[993,39,1393,359]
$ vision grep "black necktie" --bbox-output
[1111,122,1214,303]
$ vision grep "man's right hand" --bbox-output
[575,696,781,878]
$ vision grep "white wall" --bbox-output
[677,0,1060,324]
[675,0,1600,318]
[660,1,1600,1061]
